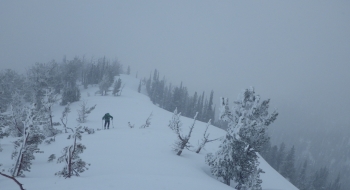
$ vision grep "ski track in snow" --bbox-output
[0,74,298,190]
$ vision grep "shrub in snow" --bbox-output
[206,87,278,189]
[55,126,90,178]
[168,108,196,156]
[48,154,56,162]
[83,126,95,134]
[76,100,96,123]
[60,102,74,133]
[140,112,152,128]
[128,122,134,128]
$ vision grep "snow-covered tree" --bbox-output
[61,85,80,106]
[5,92,26,137]
[206,87,278,189]
[60,60,81,105]
[138,80,142,93]
[127,65,131,75]
[0,69,25,113]
[76,100,96,123]
[195,119,219,153]
[55,126,90,178]
[168,108,197,156]
[39,88,60,137]
[0,113,9,152]
[99,74,113,96]
[10,104,45,177]
[112,78,122,96]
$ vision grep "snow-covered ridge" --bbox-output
[0,74,298,190]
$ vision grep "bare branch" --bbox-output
[0,172,25,190]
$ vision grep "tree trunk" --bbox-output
[195,146,202,154]
[224,176,230,186]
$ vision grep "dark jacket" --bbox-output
[102,113,113,121]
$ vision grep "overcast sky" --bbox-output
[1,1,350,132]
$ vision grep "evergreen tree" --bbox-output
[188,92,198,118]
[138,80,142,93]
[206,87,278,189]
[127,66,131,75]
[99,74,113,96]
[55,126,90,178]
[196,92,205,121]
[207,90,215,123]
[6,92,26,137]
[61,85,80,106]
[10,104,45,177]
[275,142,286,172]
[269,145,278,169]
[312,167,329,190]
[26,63,53,110]
[0,69,25,112]
[60,60,81,105]
[112,78,122,96]
[76,101,96,123]
[327,173,341,190]
[280,146,296,183]
[146,73,152,96]
[39,88,60,137]
[297,160,310,190]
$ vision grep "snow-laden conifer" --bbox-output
[5,92,26,137]
[99,74,113,96]
[39,88,61,137]
[206,87,278,189]
[10,104,45,177]
[76,100,96,123]
[138,80,142,93]
[112,78,123,96]
[55,126,90,178]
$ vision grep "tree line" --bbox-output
[260,141,342,190]
[142,69,216,124]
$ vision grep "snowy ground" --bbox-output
[0,74,298,190]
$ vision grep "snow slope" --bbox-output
[0,74,298,190]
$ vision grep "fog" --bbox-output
[1,1,350,135]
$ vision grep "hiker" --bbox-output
[102,113,113,129]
